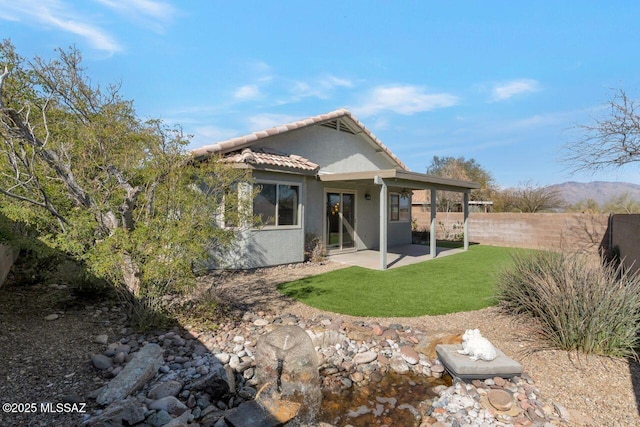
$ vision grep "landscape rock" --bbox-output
[353,350,377,365]
[188,366,231,400]
[97,343,163,405]
[85,396,146,426]
[149,396,188,416]
[148,380,183,400]
[224,400,282,427]
[91,354,113,370]
[94,334,109,344]
[399,345,419,365]
[77,308,569,427]
[146,409,174,427]
[390,355,410,374]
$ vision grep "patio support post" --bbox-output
[374,176,388,270]
[463,190,470,251]
[430,189,437,259]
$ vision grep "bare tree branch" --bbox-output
[564,90,640,174]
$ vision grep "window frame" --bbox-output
[389,192,411,223]
[253,180,302,229]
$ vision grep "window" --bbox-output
[253,182,300,227]
[390,193,410,222]
[223,184,239,227]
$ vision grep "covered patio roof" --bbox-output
[320,169,479,270]
[318,168,481,192]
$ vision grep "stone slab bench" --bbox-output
[436,344,523,380]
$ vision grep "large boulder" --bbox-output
[96,343,163,405]
[85,396,146,426]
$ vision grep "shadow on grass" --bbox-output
[278,279,329,300]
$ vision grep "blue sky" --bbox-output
[2,1,640,187]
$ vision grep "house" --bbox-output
[191,109,480,270]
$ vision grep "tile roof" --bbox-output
[222,148,319,172]
[190,108,409,171]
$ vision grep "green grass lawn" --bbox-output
[278,245,522,317]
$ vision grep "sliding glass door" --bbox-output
[326,191,356,251]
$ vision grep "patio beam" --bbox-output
[430,189,437,259]
[374,176,388,270]
[463,190,470,251]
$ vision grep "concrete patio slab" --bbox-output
[328,244,463,270]
[436,344,523,380]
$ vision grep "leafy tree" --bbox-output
[493,181,564,213]
[602,192,640,213]
[564,89,640,174]
[0,40,250,299]
[426,156,496,211]
[565,198,601,214]
[566,193,640,214]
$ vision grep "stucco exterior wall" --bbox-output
[250,126,399,173]
[304,179,411,254]
[212,171,306,269]
[215,124,416,268]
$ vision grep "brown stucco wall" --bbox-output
[413,209,609,253]
[610,214,640,274]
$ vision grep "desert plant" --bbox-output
[438,220,464,241]
[496,250,640,358]
[304,234,326,263]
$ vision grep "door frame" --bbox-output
[323,188,358,254]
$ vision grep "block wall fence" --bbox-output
[413,210,609,252]
[413,209,640,272]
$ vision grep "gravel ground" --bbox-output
[1,260,639,426]
[0,282,123,427]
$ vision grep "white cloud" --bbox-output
[92,0,176,32]
[287,75,353,101]
[353,84,459,117]
[491,79,541,101]
[246,113,299,131]
[194,125,240,141]
[234,84,261,101]
[0,0,122,53]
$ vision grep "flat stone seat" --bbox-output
[436,344,523,380]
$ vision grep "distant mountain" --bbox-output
[548,181,640,205]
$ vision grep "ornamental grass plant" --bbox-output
[496,250,640,358]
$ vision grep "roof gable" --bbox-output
[190,109,409,171]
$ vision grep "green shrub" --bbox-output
[496,250,640,358]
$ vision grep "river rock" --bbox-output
[399,345,419,365]
[149,396,188,416]
[148,380,183,400]
[146,409,174,427]
[94,334,109,344]
[354,350,378,365]
[487,389,513,411]
[85,396,146,426]
[390,355,409,374]
[91,354,113,370]
[188,366,231,400]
